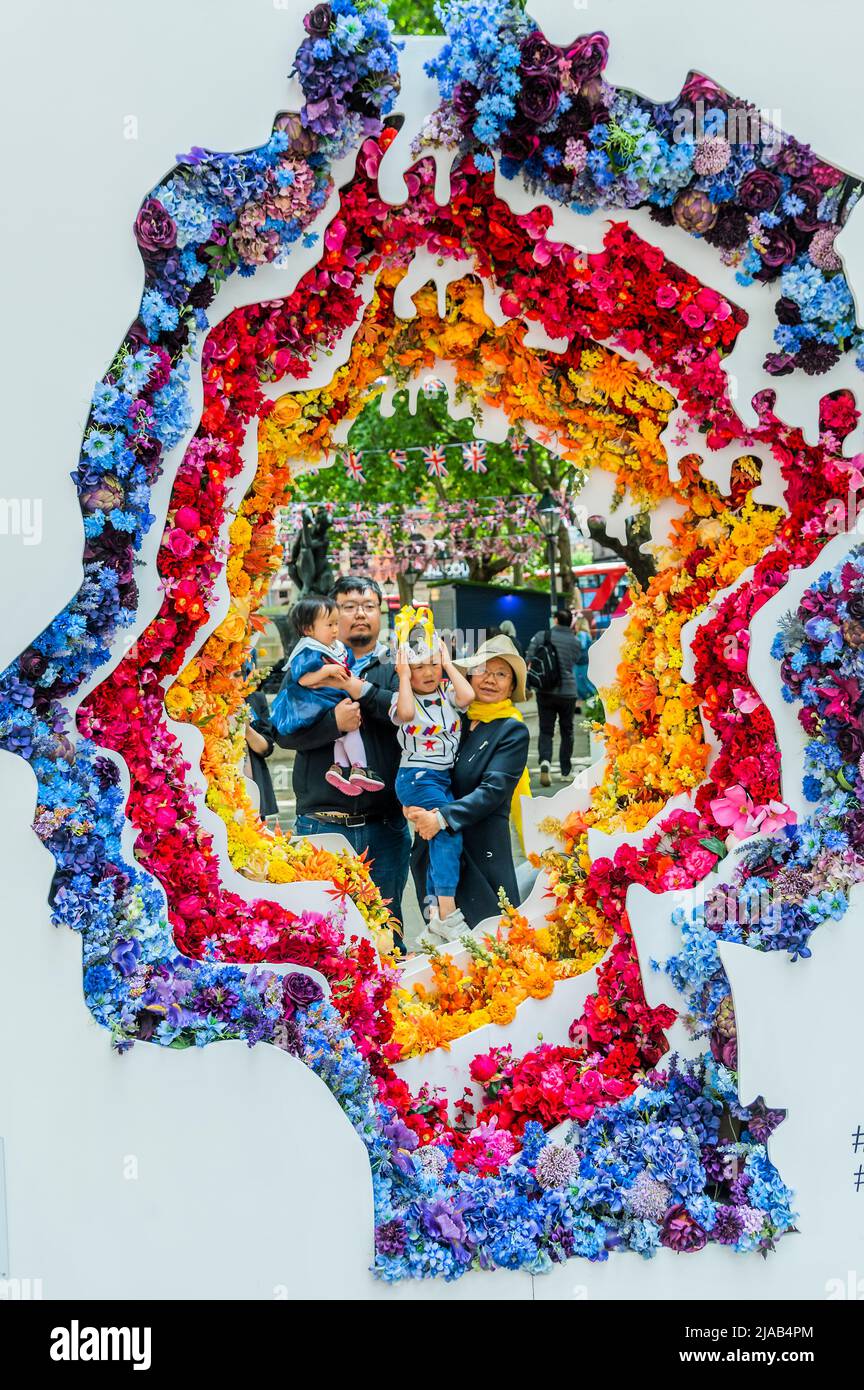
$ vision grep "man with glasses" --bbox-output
[273,575,411,949]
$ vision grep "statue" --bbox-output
[287,506,335,597]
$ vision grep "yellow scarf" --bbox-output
[465,699,532,846]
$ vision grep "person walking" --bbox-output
[572,612,595,706]
[272,575,411,949]
[527,608,582,786]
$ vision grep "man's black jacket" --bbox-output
[273,654,401,819]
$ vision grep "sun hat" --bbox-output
[457,634,527,703]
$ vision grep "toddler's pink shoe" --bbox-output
[349,765,386,792]
[325,764,362,796]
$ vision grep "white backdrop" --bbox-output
[1,0,864,1299]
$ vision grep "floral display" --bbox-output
[420,0,863,377]
[3,1,862,1281]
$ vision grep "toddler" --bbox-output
[391,611,474,941]
[271,595,385,797]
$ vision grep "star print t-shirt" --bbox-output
[390,684,463,769]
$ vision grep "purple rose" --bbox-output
[284,971,324,1008]
[790,179,823,234]
[660,1205,708,1252]
[848,592,864,621]
[500,121,541,163]
[775,296,801,326]
[738,169,782,212]
[756,226,797,275]
[134,198,177,255]
[452,81,480,127]
[837,724,864,762]
[680,71,725,104]
[303,3,331,38]
[566,32,609,87]
[517,72,560,125]
[18,647,48,681]
[520,31,561,76]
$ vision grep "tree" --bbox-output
[289,386,584,598]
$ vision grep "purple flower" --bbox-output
[517,72,560,125]
[791,179,824,234]
[660,1205,708,1252]
[775,140,815,178]
[795,338,841,375]
[134,198,177,255]
[763,352,796,377]
[738,169,782,212]
[110,937,142,977]
[680,72,725,104]
[746,1103,786,1144]
[565,32,609,87]
[520,31,561,76]
[303,2,332,38]
[421,1198,468,1251]
[712,1204,745,1244]
[756,227,797,274]
[284,971,324,1008]
[375,1219,406,1256]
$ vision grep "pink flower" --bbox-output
[681,303,706,329]
[758,800,796,834]
[732,687,761,714]
[165,528,195,558]
[655,283,679,308]
[710,784,762,838]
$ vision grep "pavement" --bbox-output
[265,697,597,950]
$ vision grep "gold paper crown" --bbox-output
[394,603,436,654]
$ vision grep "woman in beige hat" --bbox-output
[404,634,531,933]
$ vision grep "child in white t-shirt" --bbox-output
[391,625,474,940]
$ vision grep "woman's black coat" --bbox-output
[411,715,529,928]
[246,690,279,818]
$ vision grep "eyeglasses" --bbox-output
[472,666,512,681]
[336,601,381,615]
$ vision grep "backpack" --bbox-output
[527,630,561,693]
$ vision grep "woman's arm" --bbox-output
[439,722,530,833]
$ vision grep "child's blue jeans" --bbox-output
[395,765,462,900]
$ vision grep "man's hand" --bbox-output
[404,806,441,840]
[334,699,362,733]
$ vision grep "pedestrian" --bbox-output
[495,618,525,658]
[527,608,582,786]
[572,613,595,705]
[244,686,279,819]
[272,575,411,950]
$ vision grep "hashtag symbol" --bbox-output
[855,1165,864,1192]
[854,1126,864,1153]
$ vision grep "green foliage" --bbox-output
[387,0,444,35]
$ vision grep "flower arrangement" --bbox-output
[3,2,860,1282]
[421,0,863,377]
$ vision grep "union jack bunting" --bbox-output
[389,450,408,471]
[462,440,488,474]
[423,445,449,478]
[511,435,529,460]
[341,450,365,483]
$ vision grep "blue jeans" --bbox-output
[294,813,411,946]
[395,766,462,900]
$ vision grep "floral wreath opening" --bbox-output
[4,1,864,1279]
